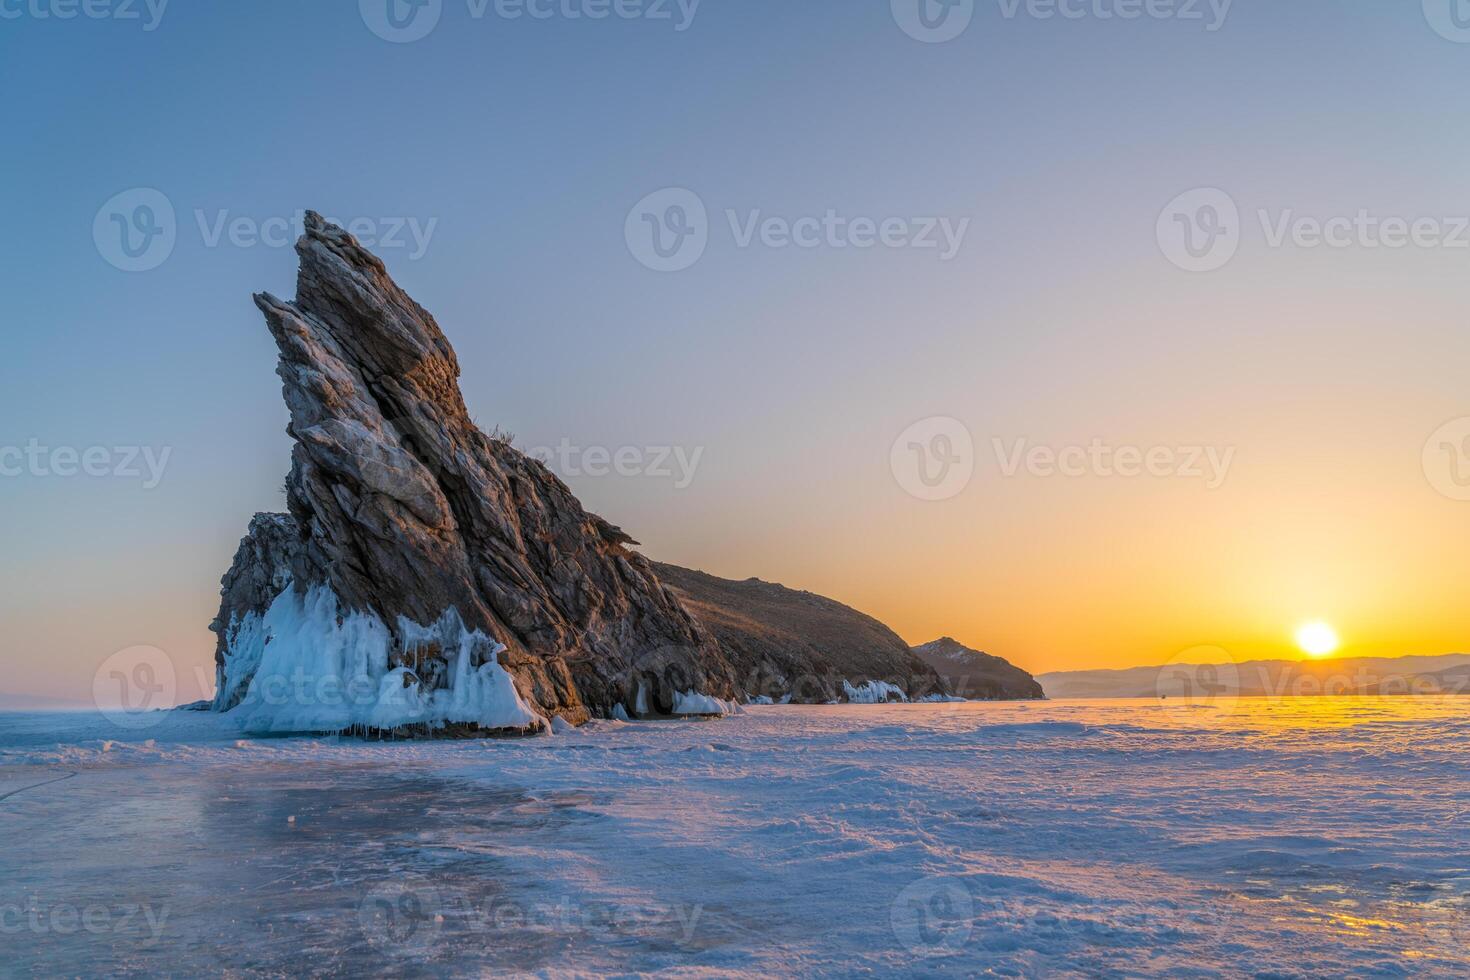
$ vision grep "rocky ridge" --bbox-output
[911,637,1045,701]
[211,214,1043,735]
[653,563,947,703]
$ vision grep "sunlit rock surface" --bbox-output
[653,563,951,703]
[212,213,736,732]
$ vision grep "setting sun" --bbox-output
[1296,621,1341,658]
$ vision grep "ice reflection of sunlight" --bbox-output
[5,697,1470,974]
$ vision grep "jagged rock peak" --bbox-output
[212,213,738,733]
[913,637,972,659]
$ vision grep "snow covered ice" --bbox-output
[3,698,1470,975]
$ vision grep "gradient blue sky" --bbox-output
[4,0,1470,702]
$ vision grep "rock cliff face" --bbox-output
[210,213,1026,734]
[653,564,947,702]
[211,213,737,732]
[210,513,296,711]
[911,638,1045,701]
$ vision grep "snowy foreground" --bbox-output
[3,699,1469,977]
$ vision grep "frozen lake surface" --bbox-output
[3,698,1469,976]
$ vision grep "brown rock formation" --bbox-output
[911,637,1044,700]
[210,213,1034,734]
[652,563,947,702]
[211,213,736,729]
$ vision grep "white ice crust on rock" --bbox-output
[842,679,909,704]
[672,690,740,716]
[216,585,543,735]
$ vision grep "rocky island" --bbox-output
[210,213,1040,735]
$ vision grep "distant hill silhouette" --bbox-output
[1039,653,1470,699]
[911,638,1044,700]
[0,692,91,711]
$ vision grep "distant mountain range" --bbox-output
[1038,653,1470,699]
[0,692,90,712]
